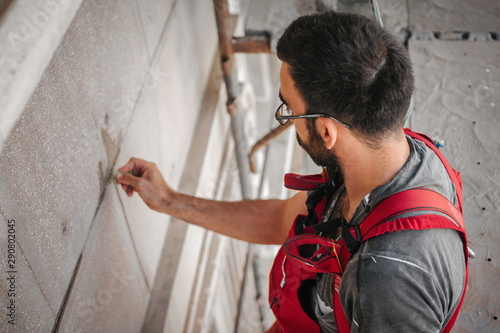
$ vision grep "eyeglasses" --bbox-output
[275,103,351,129]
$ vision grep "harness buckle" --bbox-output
[341,220,362,254]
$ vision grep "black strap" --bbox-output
[296,182,335,234]
[312,217,343,236]
[296,182,362,254]
[311,217,362,254]
[341,220,362,254]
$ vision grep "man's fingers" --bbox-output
[116,157,163,200]
[121,184,134,197]
[118,157,149,176]
[117,172,141,191]
[126,185,134,197]
[117,159,135,173]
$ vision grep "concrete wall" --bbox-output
[411,38,500,332]
[406,1,500,332]
[0,0,258,332]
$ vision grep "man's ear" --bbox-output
[316,118,338,149]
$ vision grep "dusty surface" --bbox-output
[0,0,83,149]
[409,0,500,32]
[0,0,253,331]
[0,0,201,330]
[0,1,148,324]
[410,39,500,332]
[57,186,149,333]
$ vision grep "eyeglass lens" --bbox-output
[279,104,292,117]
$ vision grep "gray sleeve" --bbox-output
[338,228,466,333]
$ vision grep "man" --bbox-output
[117,11,467,332]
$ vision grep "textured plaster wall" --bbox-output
[407,1,500,331]
[410,39,500,332]
[0,0,84,147]
[0,0,252,332]
[1,0,148,330]
[409,0,500,32]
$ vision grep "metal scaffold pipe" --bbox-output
[213,0,253,200]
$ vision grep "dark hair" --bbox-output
[277,11,414,143]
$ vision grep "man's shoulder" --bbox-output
[352,227,465,271]
[339,227,466,331]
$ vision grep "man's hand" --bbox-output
[115,157,306,244]
[116,158,175,213]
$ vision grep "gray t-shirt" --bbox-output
[312,135,466,332]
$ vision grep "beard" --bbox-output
[296,128,343,177]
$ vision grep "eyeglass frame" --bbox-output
[275,102,351,129]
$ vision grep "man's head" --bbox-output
[276,11,414,146]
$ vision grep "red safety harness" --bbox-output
[268,129,469,333]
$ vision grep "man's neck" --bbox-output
[336,131,410,221]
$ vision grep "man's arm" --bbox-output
[116,158,307,245]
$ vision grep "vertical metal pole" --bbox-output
[213,0,253,200]
[369,0,384,27]
[212,4,256,333]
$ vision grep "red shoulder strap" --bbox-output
[360,188,464,240]
[284,173,326,191]
[404,128,463,211]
